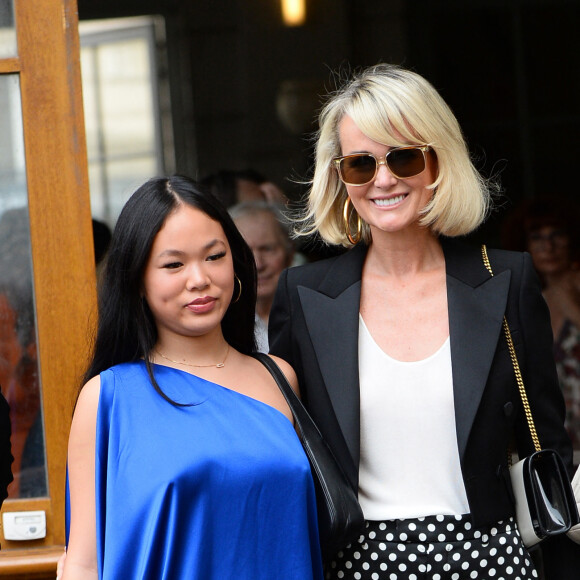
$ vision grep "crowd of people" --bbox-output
[1,63,579,579]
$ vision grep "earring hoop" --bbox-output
[343,197,362,245]
[232,274,242,304]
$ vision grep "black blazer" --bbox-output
[0,388,13,507]
[269,237,580,576]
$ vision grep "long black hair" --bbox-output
[83,175,258,403]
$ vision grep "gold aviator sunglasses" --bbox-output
[333,145,431,186]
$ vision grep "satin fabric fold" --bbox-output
[67,361,323,579]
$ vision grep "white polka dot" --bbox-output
[368,531,376,539]
[418,564,427,573]
[447,522,455,531]
[464,521,472,530]
[482,534,489,543]
[398,563,407,571]
[452,574,460,580]
[362,562,370,570]
[506,546,513,554]
[452,552,461,561]
[471,550,479,559]
[379,542,387,551]
[462,562,470,570]
[464,541,472,550]
[443,563,451,572]
[409,576,417,580]
[379,522,387,530]
[434,553,443,562]
[370,552,378,560]
[513,556,519,564]
[437,515,445,522]
[498,556,505,565]
[399,532,408,541]
[337,572,344,579]
[389,574,396,580]
[499,537,507,545]
[491,527,498,535]
[433,575,441,580]
[397,543,406,552]
[470,571,478,579]
[506,566,513,574]
[417,544,426,553]
[408,553,417,562]
[345,561,353,569]
[372,574,379,580]
[408,522,417,531]
[353,551,361,560]
[386,533,394,541]
[474,530,482,539]
[428,524,436,532]
[380,563,388,571]
[419,533,427,541]
[354,573,361,580]
[456,532,464,540]
[389,553,397,561]
[480,559,488,567]
[490,548,497,556]
[489,569,496,577]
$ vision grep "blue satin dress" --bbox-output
[69,361,323,579]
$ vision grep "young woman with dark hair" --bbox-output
[62,175,323,580]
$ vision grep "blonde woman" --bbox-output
[269,64,579,579]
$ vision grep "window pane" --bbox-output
[79,17,168,227]
[0,75,47,498]
[0,0,16,58]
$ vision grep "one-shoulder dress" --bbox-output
[67,361,323,579]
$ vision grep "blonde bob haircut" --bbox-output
[300,64,492,247]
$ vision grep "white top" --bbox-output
[358,315,469,520]
[254,313,269,353]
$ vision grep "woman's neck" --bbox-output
[365,226,444,277]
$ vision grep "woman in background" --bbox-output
[503,196,580,449]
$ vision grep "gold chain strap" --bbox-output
[481,244,542,453]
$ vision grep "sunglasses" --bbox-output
[333,145,431,186]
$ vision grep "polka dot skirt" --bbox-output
[326,514,539,580]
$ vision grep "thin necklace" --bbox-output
[155,344,230,369]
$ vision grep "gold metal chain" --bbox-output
[481,244,542,453]
[155,344,230,369]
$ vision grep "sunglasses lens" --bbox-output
[387,148,426,178]
[339,155,377,185]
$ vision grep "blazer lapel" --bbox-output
[443,240,511,458]
[298,245,366,472]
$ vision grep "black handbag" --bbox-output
[252,352,365,561]
[482,245,580,547]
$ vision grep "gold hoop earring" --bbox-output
[343,197,362,245]
[232,274,242,304]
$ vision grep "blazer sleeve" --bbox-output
[0,388,14,506]
[514,252,572,465]
[513,252,580,577]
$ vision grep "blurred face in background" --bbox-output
[234,210,293,310]
[527,225,571,277]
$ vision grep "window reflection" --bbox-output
[0,75,47,498]
[0,0,16,58]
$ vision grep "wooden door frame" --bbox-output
[0,0,95,577]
